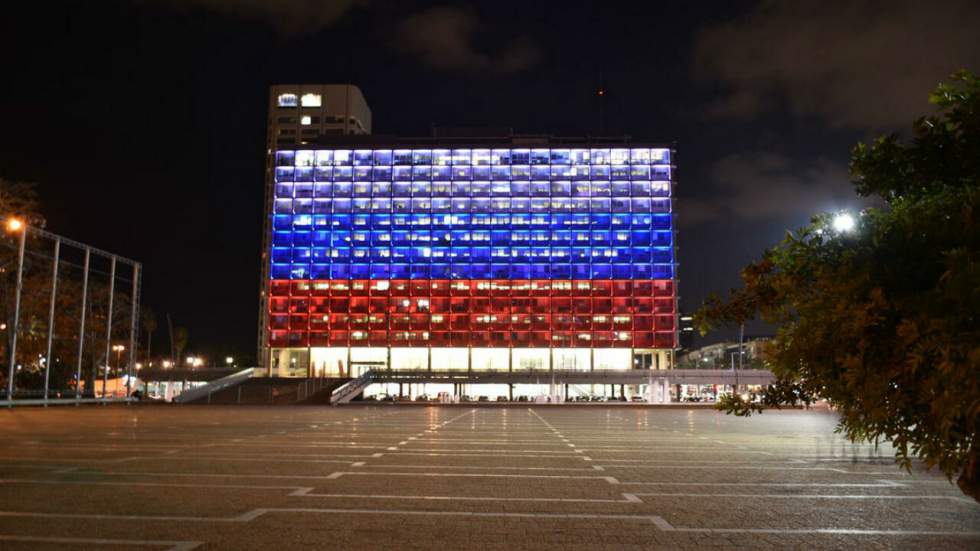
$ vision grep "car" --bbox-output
[478,395,490,402]
[414,394,430,402]
[496,396,508,402]
[630,396,646,402]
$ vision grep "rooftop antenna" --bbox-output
[597,70,606,135]
[344,50,353,135]
[594,0,607,136]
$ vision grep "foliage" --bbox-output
[0,178,44,226]
[696,71,980,501]
[173,326,188,366]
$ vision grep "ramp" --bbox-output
[174,368,254,404]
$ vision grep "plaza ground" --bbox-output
[0,406,977,550]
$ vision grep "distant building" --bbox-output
[678,313,695,350]
[267,84,372,150]
[677,337,771,369]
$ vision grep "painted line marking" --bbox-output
[290,488,641,503]
[324,471,621,484]
[0,534,202,550]
[0,508,976,537]
[627,492,977,504]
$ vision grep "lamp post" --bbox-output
[112,345,125,375]
[5,218,26,403]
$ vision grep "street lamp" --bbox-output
[112,344,125,375]
[832,212,856,233]
[225,356,235,366]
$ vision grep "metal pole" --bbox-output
[43,238,61,404]
[738,322,744,371]
[6,227,27,404]
[126,263,140,400]
[102,256,116,400]
[75,248,90,401]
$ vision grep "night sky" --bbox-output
[3,1,978,363]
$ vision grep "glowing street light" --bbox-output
[111,344,125,375]
[162,360,172,368]
[832,212,856,233]
[5,218,24,232]
[225,356,235,366]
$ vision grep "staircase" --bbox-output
[174,368,253,404]
[330,370,375,405]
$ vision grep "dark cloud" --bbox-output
[146,0,364,34]
[394,6,541,74]
[679,153,861,226]
[145,2,541,74]
[693,0,980,129]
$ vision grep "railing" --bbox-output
[174,368,255,404]
[330,370,375,405]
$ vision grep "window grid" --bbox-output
[268,147,676,349]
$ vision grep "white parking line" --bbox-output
[629,491,975,504]
[0,534,202,550]
[290,488,642,503]
[0,507,977,538]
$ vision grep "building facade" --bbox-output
[262,137,677,378]
[267,84,372,148]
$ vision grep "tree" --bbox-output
[696,71,980,501]
[0,178,44,227]
[173,326,188,368]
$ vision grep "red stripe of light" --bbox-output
[268,279,676,349]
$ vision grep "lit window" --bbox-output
[277,93,298,107]
[300,93,322,107]
[301,116,312,125]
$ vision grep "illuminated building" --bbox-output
[263,141,676,369]
[258,87,678,399]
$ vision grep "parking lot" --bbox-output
[0,405,977,549]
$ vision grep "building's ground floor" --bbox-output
[268,347,673,377]
[361,382,760,403]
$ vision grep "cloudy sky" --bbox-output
[2,0,978,358]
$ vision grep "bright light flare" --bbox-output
[832,212,856,233]
[5,218,23,232]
